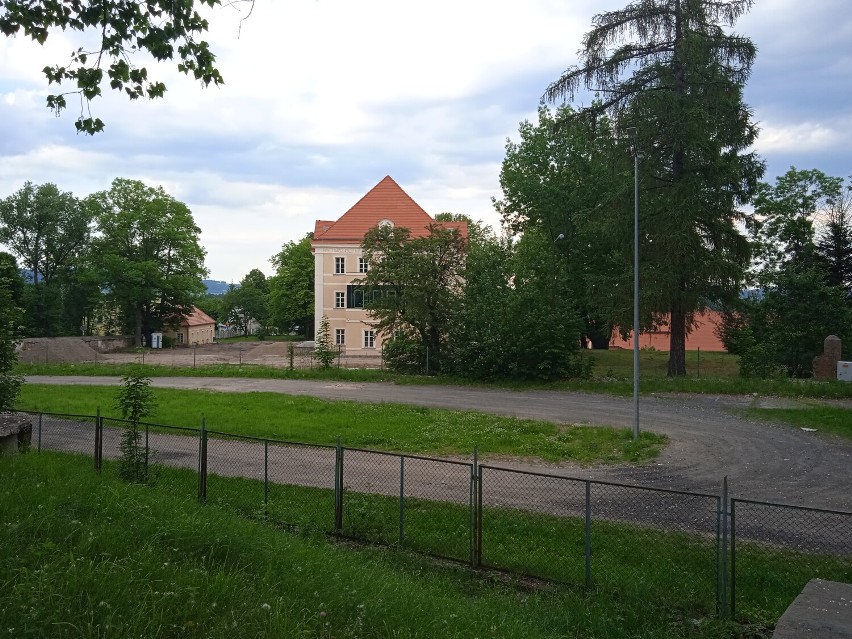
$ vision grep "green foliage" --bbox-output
[223,269,269,336]
[314,314,335,369]
[360,224,467,375]
[114,374,156,483]
[815,177,852,293]
[0,181,98,336]
[448,228,589,381]
[752,168,844,274]
[730,168,852,378]
[544,0,765,377]
[724,269,851,378]
[0,0,224,134]
[0,275,23,412]
[268,233,314,338]
[86,178,208,347]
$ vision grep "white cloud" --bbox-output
[0,0,850,281]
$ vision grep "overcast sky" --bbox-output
[1,0,850,283]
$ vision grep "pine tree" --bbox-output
[546,0,765,376]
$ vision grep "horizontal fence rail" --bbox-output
[15,410,852,623]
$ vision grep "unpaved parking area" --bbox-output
[26,375,852,511]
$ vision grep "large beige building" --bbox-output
[312,176,466,354]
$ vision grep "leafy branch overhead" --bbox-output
[0,0,227,134]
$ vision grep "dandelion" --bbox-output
[319,611,327,618]
[260,603,271,611]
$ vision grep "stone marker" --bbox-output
[0,414,33,455]
[813,335,842,381]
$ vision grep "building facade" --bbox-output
[312,176,466,354]
[164,306,216,346]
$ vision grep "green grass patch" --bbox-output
[18,384,665,464]
[744,405,852,440]
[6,452,848,636]
[4,452,747,639]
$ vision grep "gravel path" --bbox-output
[25,375,852,511]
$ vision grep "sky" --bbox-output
[1,0,850,283]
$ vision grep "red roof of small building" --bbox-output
[313,176,467,243]
[180,307,216,328]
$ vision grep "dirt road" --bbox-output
[26,375,852,511]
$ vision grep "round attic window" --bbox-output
[379,219,394,228]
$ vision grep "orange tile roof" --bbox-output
[313,176,467,243]
[181,306,216,327]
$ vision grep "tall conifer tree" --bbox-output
[546,0,765,376]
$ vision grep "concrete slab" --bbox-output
[773,579,852,639]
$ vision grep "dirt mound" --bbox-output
[17,337,102,364]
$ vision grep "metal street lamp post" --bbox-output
[627,127,640,441]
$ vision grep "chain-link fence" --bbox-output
[730,499,852,622]
[18,410,852,621]
[477,466,721,613]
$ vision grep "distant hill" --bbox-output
[203,279,232,295]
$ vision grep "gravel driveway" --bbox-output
[25,375,852,511]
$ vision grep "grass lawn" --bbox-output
[17,384,666,464]
[0,452,757,637]
[18,349,852,398]
[744,405,852,441]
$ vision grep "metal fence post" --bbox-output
[144,423,149,482]
[476,464,483,569]
[470,447,480,568]
[264,439,269,513]
[730,499,737,618]
[198,417,208,502]
[94,407,101,473]
[719,477,729,618]
[585,480,592,588]
[334,437,343,533]
[398,456,405,546]
[37,413,42,452]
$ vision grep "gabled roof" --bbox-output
[312,176,467,244]
[181,307,216,327]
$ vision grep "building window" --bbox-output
[176,332,184,344]
[335,291,345,308]
[364,330,375,349]
[335,256,345,274]
[358,257,368,273]
[335,329,345,346]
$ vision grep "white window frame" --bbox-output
[358,257,368,273]
[363,329,375,349]
[334,256,345,274]
[335,291,345,308]
[335,329,345,346]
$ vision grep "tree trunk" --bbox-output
[668,299,687,377]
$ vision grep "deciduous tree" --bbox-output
[87,178,207,346]
[268,233,314,338]
[0,0,226,133]
[359,223,466,375]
